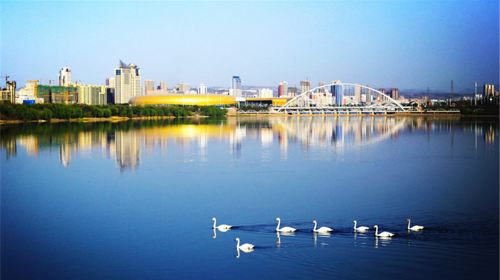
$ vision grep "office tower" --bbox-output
[231,76,242,97]
[390,88,399,100]
[300,80,311,94]
[278,81,288,97]
[59,66,72,86]
[288,86,297,97]
[198,84,208,95]
[115,60,141,104]
[144,80,154,95]
[378,88,387,102]
[158,81,167,91]
[354,85,361,104]
[331,82,343,105]
[483,84,495,97]
[364,86,372,105]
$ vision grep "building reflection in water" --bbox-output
[1,116,497,172]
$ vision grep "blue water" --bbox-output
[1,116,498,279]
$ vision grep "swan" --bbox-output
[407,219,424,231]
[313,220,333,234]
[235,238,254,252]
[373,225,394,238]
[353,220,370,233]
[275,217,297,233]
[212,217,232,231]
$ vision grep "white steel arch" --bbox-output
[277,82,405,112]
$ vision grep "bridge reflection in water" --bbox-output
[0,116,497,171]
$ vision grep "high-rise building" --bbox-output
[59,66,72,86]
[354,85,361,104]
[278,81,288,97]
[334,85,343,105]
[115,60,141,104]
[364,86,372,104]
[390,88,399,100]
[483,84,495,97]
[77,84,108,105]
[331,81,343,105]
[144,80,154,95]
[378,88,387,102]
[198,84,208,95]
[288,86,298,97]
[158,81,167,91]
[300,80,311,94]
[231,76,242,97]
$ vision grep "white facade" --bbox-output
[259,88,273,98]
[106,77,116,88]
[354,85,361,104]
[59,66,72,86]
[198,84,208,95]
[115,61,141,104]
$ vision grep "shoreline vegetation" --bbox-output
[1,101,498,123]
[0,103,227,123]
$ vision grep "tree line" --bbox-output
[0,102,228,121]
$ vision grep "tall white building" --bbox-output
[354,85,361,104]
[115,60,141,104]
[198,84,208,94]
[59,66,72,86]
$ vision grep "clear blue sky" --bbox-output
[1,0,498,92]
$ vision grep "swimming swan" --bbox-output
[275,217,297,233]
[407,219,424,231]
[235,238,254,252]
[212,217,232,231]
[373,225,394,238]
[313,220,333,233]
[353,220,370,233]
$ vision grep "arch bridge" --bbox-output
[273,82,410,114]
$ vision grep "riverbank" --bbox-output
[0,114,215,124]
[0,102,226,123]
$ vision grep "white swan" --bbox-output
[407,219,424,231]
[373,225,394,238]
[313,220,333,234]
[353,220,370,233]
[212,217,232,231]
[235,238,254,252]
[275,217,297,233]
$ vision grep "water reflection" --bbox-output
[313,232,331,248]
[1,116,497,171]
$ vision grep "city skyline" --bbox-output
[1,0,498,92]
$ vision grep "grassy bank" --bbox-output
[0,102,227,122]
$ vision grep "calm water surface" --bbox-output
[1,116,498,279]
